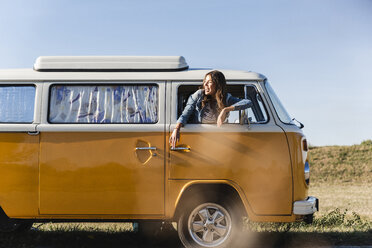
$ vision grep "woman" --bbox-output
[169,70,252,148]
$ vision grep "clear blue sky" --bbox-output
[0,0,371,146]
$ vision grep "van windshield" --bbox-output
[264,81,294,124]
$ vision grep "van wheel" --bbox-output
[178,197,243,248]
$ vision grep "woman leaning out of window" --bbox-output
[169,70,252,148]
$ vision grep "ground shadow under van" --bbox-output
[0,228,371,248]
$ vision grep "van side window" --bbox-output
[235,92,268,124]
[0,86,35,123]
[226,86,268,124]
[177,84,268,124]
[49,85,158,124]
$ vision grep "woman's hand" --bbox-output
[217,109,227,127]
[217,106,235,127]
[169,123,182,148]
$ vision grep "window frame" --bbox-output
[175,81,270,125]
[47,83,160,125]
[238,85,270,125]
[263,80,295,125]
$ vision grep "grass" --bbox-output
[34,222,133,233]
[309,183,372,219]
[308,139,372,184]
[243,207,372,247]
[247,208,371,233]
[0,214,370,248]
[306,139,372,223]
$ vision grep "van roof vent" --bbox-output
[34,56,189,72]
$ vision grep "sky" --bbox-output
[0,0,371,146]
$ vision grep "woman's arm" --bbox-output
[170,90,202,148]
[176,89,202,125]
[217,105,235,127]
[217,94,253,127]
[169,123,182,148]
[227,94,252,111]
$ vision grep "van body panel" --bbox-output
[284,131,308,202]
[168,80,293,216]
[271,123,308,204]
[169,125,293,215]
[0,82,41,217]
[39,132,165,215]
[36,81,166,216]
[0,133,39,217]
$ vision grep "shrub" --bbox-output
[361,139,372,146]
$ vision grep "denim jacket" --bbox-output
[177,89,252,125]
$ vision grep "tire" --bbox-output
[177,196,243,248]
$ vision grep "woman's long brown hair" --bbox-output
[201,70,227,113]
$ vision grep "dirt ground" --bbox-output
[0,227,371,248]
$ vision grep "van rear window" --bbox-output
[0,86,35,123]
[49,85,158,124]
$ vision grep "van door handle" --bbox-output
[171,147,191,151]
[136,147,157,151]
[27,131,40,136]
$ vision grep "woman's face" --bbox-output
[203,75,216,96]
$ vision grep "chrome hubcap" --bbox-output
[188,203,232,247]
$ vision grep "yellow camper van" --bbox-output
[0,56,318,247]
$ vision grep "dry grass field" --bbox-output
[309,139,372,185]
[309,183,372,220]
[309,139,372,221]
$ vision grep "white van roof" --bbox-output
[0,56,266,81]
[34,56,189,71]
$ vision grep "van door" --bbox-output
[38,82,165,216]
[0,84,40,217]
[169,82,292,215]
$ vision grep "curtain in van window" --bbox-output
[49,85,158,123]
[0,86,35,123]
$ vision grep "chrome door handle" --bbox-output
[171,147,190,151]
[27,131,40,136]
[136,147,157,151]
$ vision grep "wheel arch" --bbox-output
[172,181,249,221]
